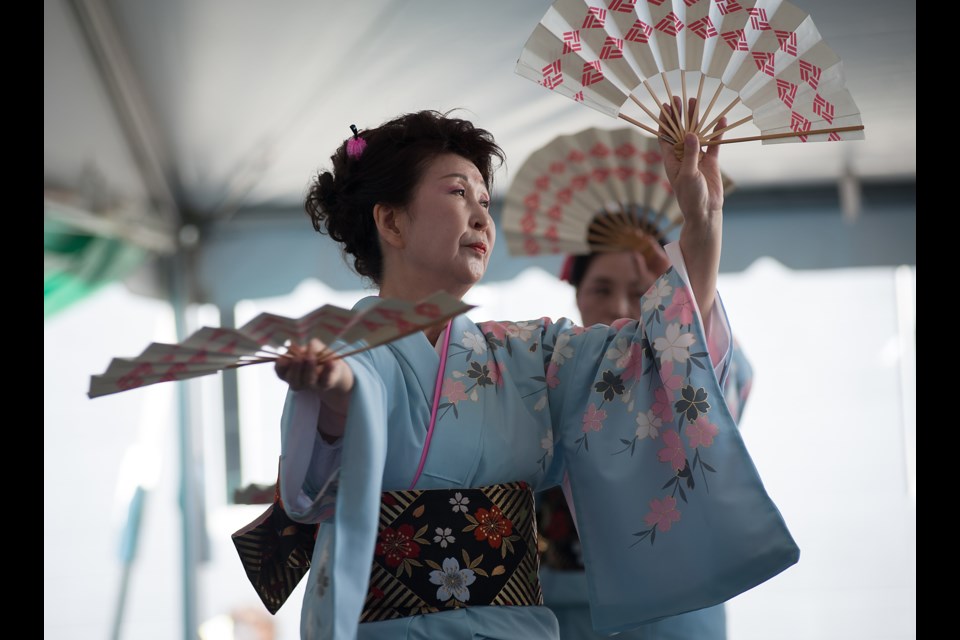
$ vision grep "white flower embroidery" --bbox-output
[643,280,673,312]
[433,527,455,548]
[452,370,465,378]
[540,429,554,453]
[605,336,631,365]
[469,387,479,402]
[635,409,663,440]
[449,492,470,513]
[506,322,535,341]
[534,395,548,412]
[551,333,575,366]
[653,323,696,363]
[429,557,476,603]
[461,331,487,354]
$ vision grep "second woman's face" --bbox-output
[400,153,495,289]
[576,251,664,326]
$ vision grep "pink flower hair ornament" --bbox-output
[346,124,367,160]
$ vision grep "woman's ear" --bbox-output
[373,203,406,250]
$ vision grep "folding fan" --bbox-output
[88,292,471,398]
[517,0,864,150]
[501,126,733,256]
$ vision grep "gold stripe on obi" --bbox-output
[361,481,543,622]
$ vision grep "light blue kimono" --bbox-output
[278,245,797,639]
[539,342,756,640]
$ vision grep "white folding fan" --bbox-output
[501,126,732,256]
[516,0,864,150]
[88,292,471,398]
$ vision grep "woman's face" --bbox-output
[398,153,495,291]
[576,250,665,326]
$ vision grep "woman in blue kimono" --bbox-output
[538,243,755,640]
[271,108,797,639]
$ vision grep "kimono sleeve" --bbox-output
[542,266,799,634]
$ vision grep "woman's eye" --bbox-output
[480,200,490,209]
[452,188,466,197]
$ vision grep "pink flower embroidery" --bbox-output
[652,386,675,422]
[488,360,507,387]
[480,321,507,341]
[664,286,695,325]
[443,380,468,404]
[643,496,681,532]
[621,343,644,382]
[545,362,561,389]
[687,416,720,448]
[582,403,607,432]
[660,361,683,393]
[657,430,686,471]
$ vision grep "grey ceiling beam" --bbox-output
[67,0,180,230]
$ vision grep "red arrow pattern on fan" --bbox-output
[748,8,771,30]
[563,30,582,54]
[600,36,625,59]
[608,0,636,12]
[545,225,560,241]
[615,143,636,157]
[567,149,586,162]
[683,0,701,6]
[777,79,798,107]
[648,0,667,6]
[615,166,633,180]
[521,212,537,232]
[799,60,821,89]
[638,170,659,185]
[813,94,835,124]
[548,205,563,220]
[542,59,563,89]
[721,29,748,51]
[524,238,540,255]
[592,167,612,182]
[583,7,607,29]
[581,61,604,86]
[790,112,811,142]
[655,12,684,36]
[590,143,611,157]
[626,19,653,43]
[828,131,841,141]
[525,193,540,211]
[117,363,154,391]
[689,16,718,39]
[572,174,590,190]
[550,161,566,173]
[752,51,776,76]
[716,0,743,14]
[775,30,798,56]
[535,175,551,191]
[573,91,585,102]
[641,150,663,164]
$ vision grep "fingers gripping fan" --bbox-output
[501,126,733,256]
[516,0,864,150]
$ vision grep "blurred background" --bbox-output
[44,1,915,638]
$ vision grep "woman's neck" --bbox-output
[378,271,469,346]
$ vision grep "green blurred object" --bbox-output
[44,218,146,319]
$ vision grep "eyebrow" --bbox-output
[440,173,470,181]
[439,172,489,194]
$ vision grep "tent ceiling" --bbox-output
[45,0,915,228]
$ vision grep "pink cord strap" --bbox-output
[409,320,453,489]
